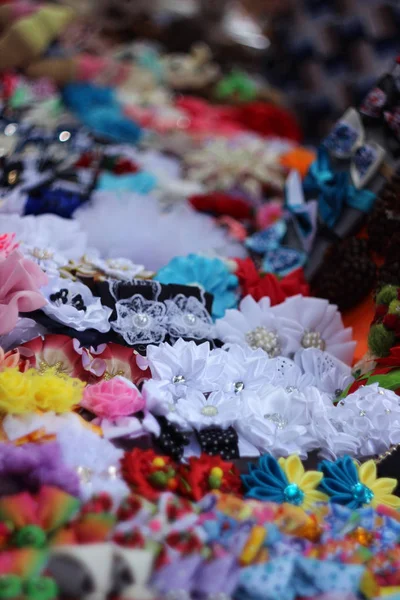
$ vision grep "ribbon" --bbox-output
[303,148,376,229]
[285,170,317,252]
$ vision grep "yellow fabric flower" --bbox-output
[356,460,400,510]
[31,371,85,413]
[0,368,35,414]
[278,455,329,511]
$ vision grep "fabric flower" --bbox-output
[121,449,178,502]
[0,442,80,497]
[294,348,354,400]
[173,390,241,431]
[255,201,283,230]
[155,254,238,320]
[40,276,112,333]
[76,256,145,281]
[189,192,253,220]
[0,233,19,260]
[328,384,400,459]
[20,334,82,378]
[30,370,85,413]
[237,384,332,458]
[319,455,400,509]
[165,294,213,341]
[242,454,328,510]
[21,244,68,277]
[0,250,48,335]
[81,376,144,419]
[178,455,242,501]
[234,102,302,143]
[0,347,23,371]
[215,295,302,358]
[0,368,35,414]
[273,295,356,365]
[234,258,309,304]
[112,294,167,345]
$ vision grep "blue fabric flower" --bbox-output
[241,455,303,505]
[155,254,238,320]
[318,455,374,509]
[97,172,157,195]
[62,83,142,144]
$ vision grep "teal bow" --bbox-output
[303,148,376,228]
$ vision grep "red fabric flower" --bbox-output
[178,454,242,502]
[376,346,400,369]
[189,192,253,220]
[113,158,139,175]
[165,530,203,554]
[121,449,177,502]
[234,258,309,304]
[233,102,302,143]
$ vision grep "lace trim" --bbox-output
[111,292,213,346]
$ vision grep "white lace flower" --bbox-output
[112,295,167,345]
[173,390,241,430]
[215,295,302,358]
[294,348,354,399]
[41,277,112,333]
[273,295,356,365]
[165,294,213,340]
[328,384,400,459]
[237,384,333,458]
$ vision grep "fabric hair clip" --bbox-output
[324,108,386,189]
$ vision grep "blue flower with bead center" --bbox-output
[318,455,375,509]
[241,454,300,504]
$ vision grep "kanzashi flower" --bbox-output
[242,454,328,510]
[319,456,400,510]
[121,449,178,502]
[81,377,144,420]
[155,254,238,320]
[273,295,356,365]
[40,277,112,333]
[215,295,302,358]
[0,250,48,335]
[178,454,242,501]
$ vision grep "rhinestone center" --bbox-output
[201,405,219,417]
[351,482,374,505]
[245,326,281,357]
[234,381,244,394]
[172,375,186,384]
[283,483,305,506]
[301,330,326,351]
[264,413,288,430]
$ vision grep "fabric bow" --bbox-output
[303,147,376,229]
[360,69,400,145]
[285,170,318,252]
[323,108,385,189]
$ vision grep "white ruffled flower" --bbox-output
[173,390,241,430]
[215,295,302,358]
[237,384,334,458]
[273,295,356,365]
[328,384,400,459]
[41,277,112,333]
[85,256,145,281]
[22,244,68,276]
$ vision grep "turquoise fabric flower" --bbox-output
[241,455,304,506]
[155,254,238,320]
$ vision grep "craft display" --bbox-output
[0,5,400,598]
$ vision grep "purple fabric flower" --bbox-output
[0,442,80,497]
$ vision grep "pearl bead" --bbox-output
[133,313,149,328]
[4,123,17,136]
[172,375,185,384]
[301,330,326,351]
[183,313,196,326]
[245,327,281,357]
[107,465,117,479]
[201,405,219,417]
[59,130,71,142]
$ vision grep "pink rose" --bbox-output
[81,376,145,419]
[0,250,48,335]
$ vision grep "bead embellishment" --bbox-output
[245,327,281,357]
[301,330,326,351]
[264,413,288,429]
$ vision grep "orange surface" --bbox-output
[343,293,375,365]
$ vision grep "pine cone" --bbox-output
[312,237,376,310]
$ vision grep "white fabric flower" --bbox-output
[85,256,145,281]
[327,384,400,459]
[273,295,356,365]
[215,345,273,397]
[294,348,354,399]
[165,294,213,340]
[22,244,68,276]
[215,295,302,358]
[173,390,241,430]
[0,213,88,260]
[112,295,167,345]
[237,384,334,458]
[41,277,112,333]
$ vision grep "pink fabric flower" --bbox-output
[0,233,19,261]
[81,376,145,419]
[0,251,48,335]
[256,200,284,230]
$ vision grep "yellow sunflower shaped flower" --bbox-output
[0,367,35,414]
[31,370,85,413]
[278,455,329,511]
